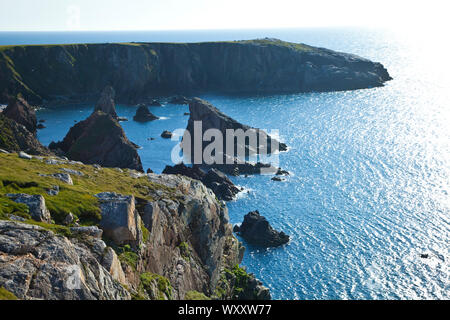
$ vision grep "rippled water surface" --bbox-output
[29,28,450,299]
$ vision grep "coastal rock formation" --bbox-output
[0,220,130,300]
[94,86,118,118]
[162,163,240,201]
[133,105,159,122]
[6,193,51,223]
[49,111,143,171]
[234,211,290,247]
[0,152,269,300]
[185,98,287,156]
[2,95,37,134]
[169,95,191,105]
[161,130,173,139]
[95,192,142,248]
[0,39,391,104]
[0,113,49,155]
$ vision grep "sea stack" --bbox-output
[94,86,118,119]
[133,105,159,122]
[234,211,290,247]
[49,88,143,171]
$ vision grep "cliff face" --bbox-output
[0,39,391,104]
[0,152,264,300]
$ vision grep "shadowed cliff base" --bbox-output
[0,38,391,105]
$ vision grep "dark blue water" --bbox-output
[11,28,449,300]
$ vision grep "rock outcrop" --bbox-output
[162,163,240,201]
[0,220,130,300]
[6,193,51,223]
[95,192,142,248]
[0,39,391,104]
[94,86,118,119]
[161,130,173,139]
[234,211,290,247]
[2,95,37,134]
[49,111,143,171]
[0,113,49,155]
[0,152,269,301]
[133,105,159,122]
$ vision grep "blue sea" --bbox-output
[2,28,449,300]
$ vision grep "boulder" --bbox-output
[63,212,75,225]
[133,105,159,122]
[18,151,32,160]
[2,95,37,134]
[70,226,103,239]
[49,111,143,171]
[94,86,118,119]
[46,185,60,196]
[0,220,130,300]
[234,211,289,247]
[6,193,51,223]
[95,192,142,247]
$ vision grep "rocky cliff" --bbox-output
[0,39,391,105]
[0,152,268,300]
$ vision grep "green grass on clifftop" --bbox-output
[0,153,176,225]
[0,287,18,300]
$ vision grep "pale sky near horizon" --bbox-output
[0,0,448,32]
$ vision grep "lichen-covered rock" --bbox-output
[6,193,51,223]
[70,226,103,239]
[0,220,130,300]
[95,192,142,248]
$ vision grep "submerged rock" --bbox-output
[133,105,159,122]
[49,111,143,171]
[6,193,51,223]
[234,211,289,247]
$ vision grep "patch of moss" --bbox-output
[141,221,150,243]
[0,287,18,300]
[117,245,139,271]
[184,290,211,300]
[177,241,191,262]
[140,272,173,300]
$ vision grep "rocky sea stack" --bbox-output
[234,211,290,247]
[49,111,143,171]
[133,105,159,122]
[2,95,37,133]
[49,87,143,171]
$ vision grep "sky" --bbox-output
[0,0,448,32]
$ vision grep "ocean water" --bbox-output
[5,28,449,299]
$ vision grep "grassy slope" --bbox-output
[0,152,176,224]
